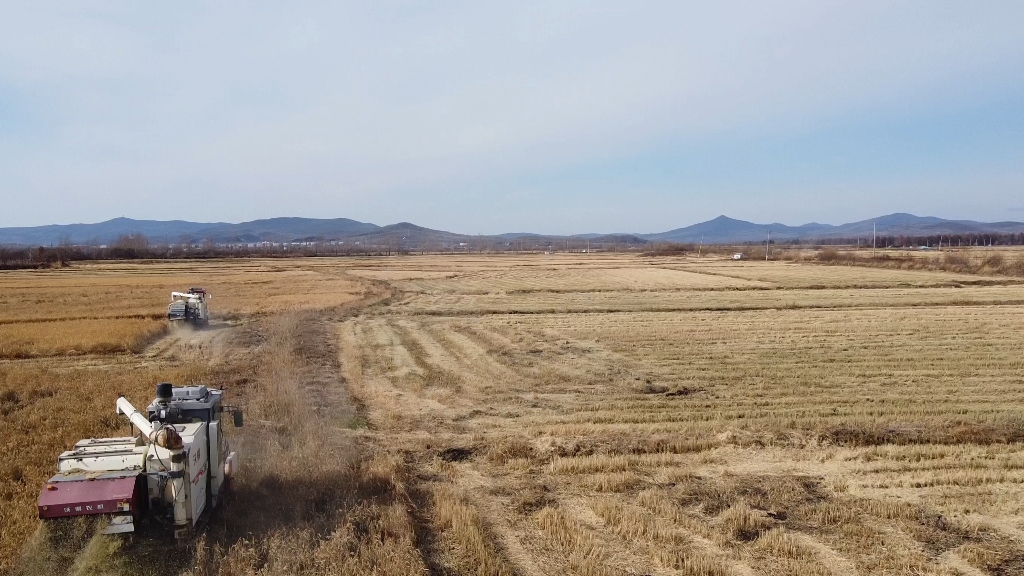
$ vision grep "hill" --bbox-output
[644,213,1024,243]
[0,217,381,245]
[2,213,1022,247]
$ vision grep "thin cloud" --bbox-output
[0,2,1022,232]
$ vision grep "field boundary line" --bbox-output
[400,300,1024,317]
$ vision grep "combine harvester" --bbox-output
[168,288,211,326]
[37,383,242,537]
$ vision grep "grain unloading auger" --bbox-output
[37,383,242,538]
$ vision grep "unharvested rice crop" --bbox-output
[0,318,167,358]
[0,259,368,574]
[0,259,365,323]
[0,360,208,567]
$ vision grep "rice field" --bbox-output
[0,318,168,358]
[0,260,366,359]
[395,284,1024,315]
[0,359,215,569]
[338,253,1024,575]
[0,259,367,572]
[0,259,366,322]
[666,260,1011,288]
[2,252,1024,575]
[381,265,769,293]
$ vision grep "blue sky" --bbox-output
[1,2,1022,234]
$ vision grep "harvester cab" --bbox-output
[37,383,242,538]
[168,287,210,326]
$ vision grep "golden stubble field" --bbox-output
[339,253,1024,576]
[2,252,1024,576]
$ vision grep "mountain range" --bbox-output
[646,213,1024,243]
[1,213,1022,246]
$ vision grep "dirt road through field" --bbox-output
[143,321,241,363]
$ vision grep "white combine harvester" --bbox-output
[37,383,242,538]
[168,287,210,326]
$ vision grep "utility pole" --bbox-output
[766,230,770,261]
[698,235,703,258]
[873,223,876,256]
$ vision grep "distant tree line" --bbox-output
[0,232,649,269]
[646,233,1024,257]
[772,232,1024,248]
[7,230,1019,270]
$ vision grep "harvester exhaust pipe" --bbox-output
[156,382,173,403]
[115,394,188,533]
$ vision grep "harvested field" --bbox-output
[668,260,1018,288]
[339,253,1024,576]
[387,265,768,294]
[2,252,1024,575]
[396,284,1024,315]
[346,269,459,281]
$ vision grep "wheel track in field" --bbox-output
[142,319,242,365]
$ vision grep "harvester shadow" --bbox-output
[166,453,414,574]
[108,468,374,576]
[217,468,377,541]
